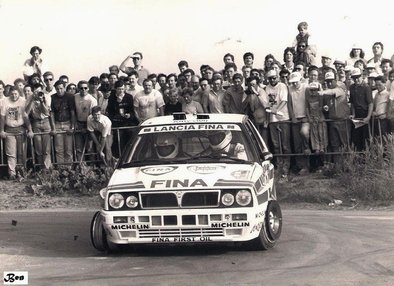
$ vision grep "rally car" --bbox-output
[90,113,282,252]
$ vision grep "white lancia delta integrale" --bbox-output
[91,113,282,252]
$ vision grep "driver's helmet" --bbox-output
[208,130,232,151]
[155,133,179,159]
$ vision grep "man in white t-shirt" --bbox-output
[74,80,97,161]
[87,106,113,164]
[134,79,164,121]
[0,87,34,179]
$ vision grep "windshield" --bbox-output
[119,123,257,167]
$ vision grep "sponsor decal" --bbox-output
[150,179,208,188]
[187,165,225,174]
[140,124,241,134]
[141,166,178,176]
[151,237,213,243]
[255,210,265,219]
[111,224,149,230]
[230,170,250,179]
[211,222,250,228]
[250,222,263,234]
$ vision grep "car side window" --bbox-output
[245,120,267,159]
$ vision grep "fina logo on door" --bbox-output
[140,166,178,176]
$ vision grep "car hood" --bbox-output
[108,163,257,190]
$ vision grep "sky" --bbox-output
[1,0,394,84]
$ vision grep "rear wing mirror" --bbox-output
[261,152,273,161]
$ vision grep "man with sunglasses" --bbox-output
[43,71,55,96]
[265,69,291,182]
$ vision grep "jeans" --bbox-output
[269,121,291,175]
[291,120,310,169]
[54,121,73,163]
[4,126,26,176]
[32,118,52,169]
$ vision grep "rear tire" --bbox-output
[249,200,282,250]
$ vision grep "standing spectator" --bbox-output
[66,83,77,95]
[108,73,118,91]
[25,84,54,169]
[157,73,167,94]
[43,71,56,95]
[372,76,390,137]
[134,79,164,121]
[306,82,327,156]
[265,70,291,182]
[318,54,335,84]
[107,80,138,157]
[51,80,76,164]
[349,68,373,151]
[99,73,109,85]
[288,72,310,174]
[177,60,189,74]
[245,76,269,144]
[109,65,120,76]
[243,52,254,69]
[222,74,247,114]
[198,78,211,113]
[367,42,385,74]
[282,47,296,72]
[119,52,149,85]
[164,89,182,115]
[23,46,48,80]
[223,63,237,89]
[181,88,203,114]
[346,44,366,67]
[183,69,194,86]
[87,106,113,165]
[59,75,69,87]
[166,73,179,103]
[14,79,25,98]
[380,59,393,84]
[242,66,252,81]
[88,76,105,107]
[126,70,143,98]
[318,72,350,163]
[295,41,310,68]
[206,76,225,113]
[74,81,97,161]
[279,69,291,86]
[0,87,34,179]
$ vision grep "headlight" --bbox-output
[109,193,124,209]
[126,195,139,208]
[221,193,234,206]
[236,190,252,206]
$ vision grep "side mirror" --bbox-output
[261,151,273,161]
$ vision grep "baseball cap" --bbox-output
[266,70,277,78]
[288,72,302,83]
[325,71,335,80]
[344,65,354,72]
[333,59,345,66]
[308,82,319,90]
[366,62,376,69]
[132,52,143,59]
[367,72,379,78]
[321,53,331,59]
[352,44,362,50]
[351,68,362,77]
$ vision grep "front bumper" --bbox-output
[101,206,267,244]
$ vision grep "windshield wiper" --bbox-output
[187,153,249,163]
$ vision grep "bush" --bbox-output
[334,134,394,204]
[26,165,114,196]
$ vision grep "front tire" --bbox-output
[250,200,282,250]
[90,211,120,252]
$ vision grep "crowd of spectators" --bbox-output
[0,21,393,181]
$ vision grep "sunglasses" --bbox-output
[80,87,88,90]
[295,68,302,71]
[44,78,53,82]
[268,77,277,81]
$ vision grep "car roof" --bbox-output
[140,113,248,126]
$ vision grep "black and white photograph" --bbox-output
[1,0,394,285]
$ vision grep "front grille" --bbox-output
[139,228,224,238]
[140,191,220,209]
[141,193,178,208]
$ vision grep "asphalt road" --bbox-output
[1,209,393,286]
